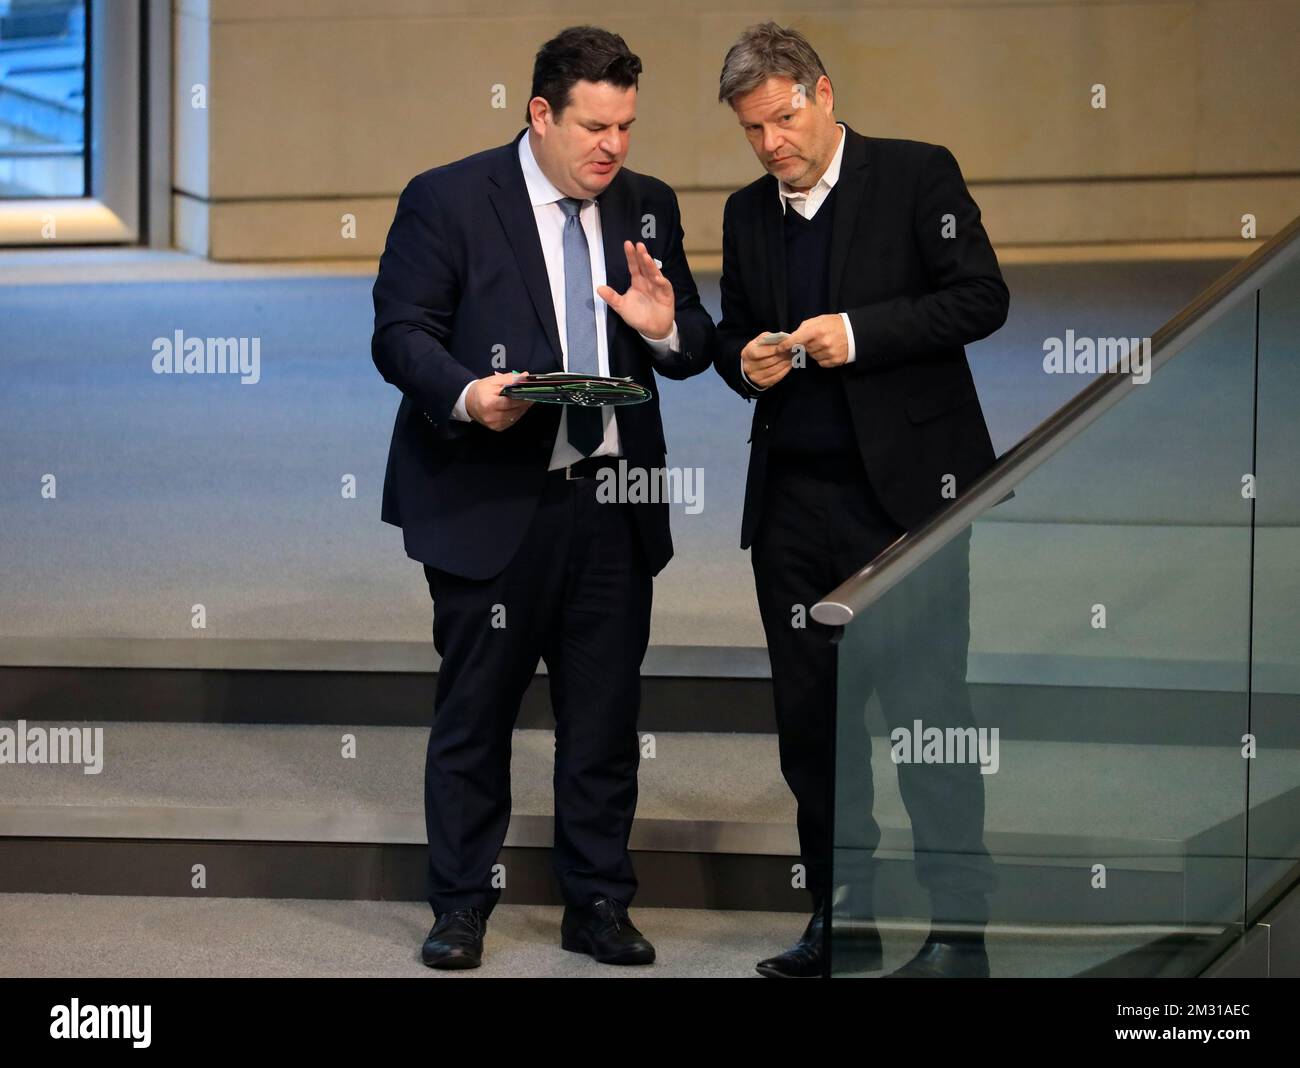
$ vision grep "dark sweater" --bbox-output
[768,183,858,456]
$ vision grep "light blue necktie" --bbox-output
[558,196,604,456]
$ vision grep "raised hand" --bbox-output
[597,240,676,341]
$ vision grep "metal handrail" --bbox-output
[812,213,1300,626]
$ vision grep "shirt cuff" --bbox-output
[840,312,856,364]
[740,360,767,393]
[451,381,473,421]
[639,321,679,353]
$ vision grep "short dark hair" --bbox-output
[527,25,642,125]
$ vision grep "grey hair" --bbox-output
[717,21,829,106]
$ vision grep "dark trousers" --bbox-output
[421,469,652,917]
[751,450,996,927]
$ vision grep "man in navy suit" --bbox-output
[371,25,713,969]
[711,23,1007,978]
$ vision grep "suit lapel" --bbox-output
[758,177,789,331]
[596,172,634,377]
[827,123,871,310]
[487,129,563,368]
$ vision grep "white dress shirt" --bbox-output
[452,132,680,470]
[741,120,857,392]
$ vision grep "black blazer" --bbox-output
[372,128,714,579]
[712,122,1008,549]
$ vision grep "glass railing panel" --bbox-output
[1247,253,1300,912]
[830,295,1257,977]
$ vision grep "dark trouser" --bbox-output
[751,450,996,928]
[421,468,652,918]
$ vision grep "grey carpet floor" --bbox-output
[0,893,1165,978]
[5,723,1299,849]
[0,259,1238,650]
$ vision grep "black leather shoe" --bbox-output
[887,939,990,978]
[561,898,655,965]
[756,911,883,978]
[421,908,486,969]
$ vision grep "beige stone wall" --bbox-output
[172,0,1300,260]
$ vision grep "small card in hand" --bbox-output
[501,372,651,407]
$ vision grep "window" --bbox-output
[0,0,87,199]
[0,0,152,246]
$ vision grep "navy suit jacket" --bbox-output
[712,123,1009,549]
[372,128,714,579]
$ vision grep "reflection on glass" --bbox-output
[834,526,995,977]
[0,0,87,199]
[1248,255,1300,912]
[831,296,1258,977]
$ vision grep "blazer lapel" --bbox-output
[487,129,563,369]
[596,171,634,377]
[758,176,789,331]
[827,122,871,310]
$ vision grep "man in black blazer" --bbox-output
[712,23,1007,978]
[372,26,713,969]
